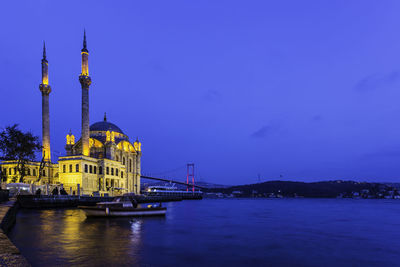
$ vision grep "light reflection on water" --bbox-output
[9,208,149,266]
[8,199,400,266]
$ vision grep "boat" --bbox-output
[78,194,166,217]
[144,184,203,199]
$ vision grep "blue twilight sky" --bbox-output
[1,0,400,185]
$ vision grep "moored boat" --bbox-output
[144,184,203,199]
[78,194,166,217]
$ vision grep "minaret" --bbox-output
[79,30,92,156]
[39,42,52,162]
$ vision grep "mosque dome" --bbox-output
[90,113,125,134]
[89,113,129,144]
[90,121,124,134]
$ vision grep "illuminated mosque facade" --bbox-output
[0,32,142,195]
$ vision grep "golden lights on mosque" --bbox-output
[89,138,103,148]
[134,140,141,152]
[117,140,135,152]
[41,63,49,85]
[0,32,143,195]
[66,133,75,145]
[81,51,89,76]
[106,131,115,143]
[82,147,90,157]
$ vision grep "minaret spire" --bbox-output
[42,41,47,61]
[82,29,88,52]
[104,112,107,121]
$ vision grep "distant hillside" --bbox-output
[195,181,228,189]
[209,180,385,198]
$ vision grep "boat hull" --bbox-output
[79,206,167,217]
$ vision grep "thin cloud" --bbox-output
[203,89,222,102]
[251,125,276,139]
[354,71,400,92]
[145,60,167,73]
[362,147,400,159]
[312,115,323,122]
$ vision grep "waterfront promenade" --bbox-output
[17,195,185,209]
[0,200,29,266]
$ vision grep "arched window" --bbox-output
[129,159,132,172]
[33,169,36,177]
[94,166,97,174]
[43,170,46,177]
[123,157,125,165]
[63,165,66,173]
[116,155,119,161]
[111,168,114,176]
[99,166,103,175]
[69,164,72,173]
[9,168,11,175]
[76,164,79,172]
[116,169,119,176]
[121,171,124,178]
[106,167,109,175]
[85,164,88,173]
[89,165,93,173]
[27,168,31,176]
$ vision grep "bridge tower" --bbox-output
[186,163,195,192]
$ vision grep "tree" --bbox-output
[60,188,68,195]
[0,124,41,183]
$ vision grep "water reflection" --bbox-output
[9,200,400,267]
[131,220,141,233]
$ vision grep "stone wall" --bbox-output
[0,201,30,266]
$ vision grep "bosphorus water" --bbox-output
[8,199,400,266]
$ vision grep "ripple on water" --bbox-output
[7,199,400,267]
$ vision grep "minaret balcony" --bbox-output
[39,84,51,95]
[79,75,92,87]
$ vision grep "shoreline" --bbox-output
[0,200,30,266]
